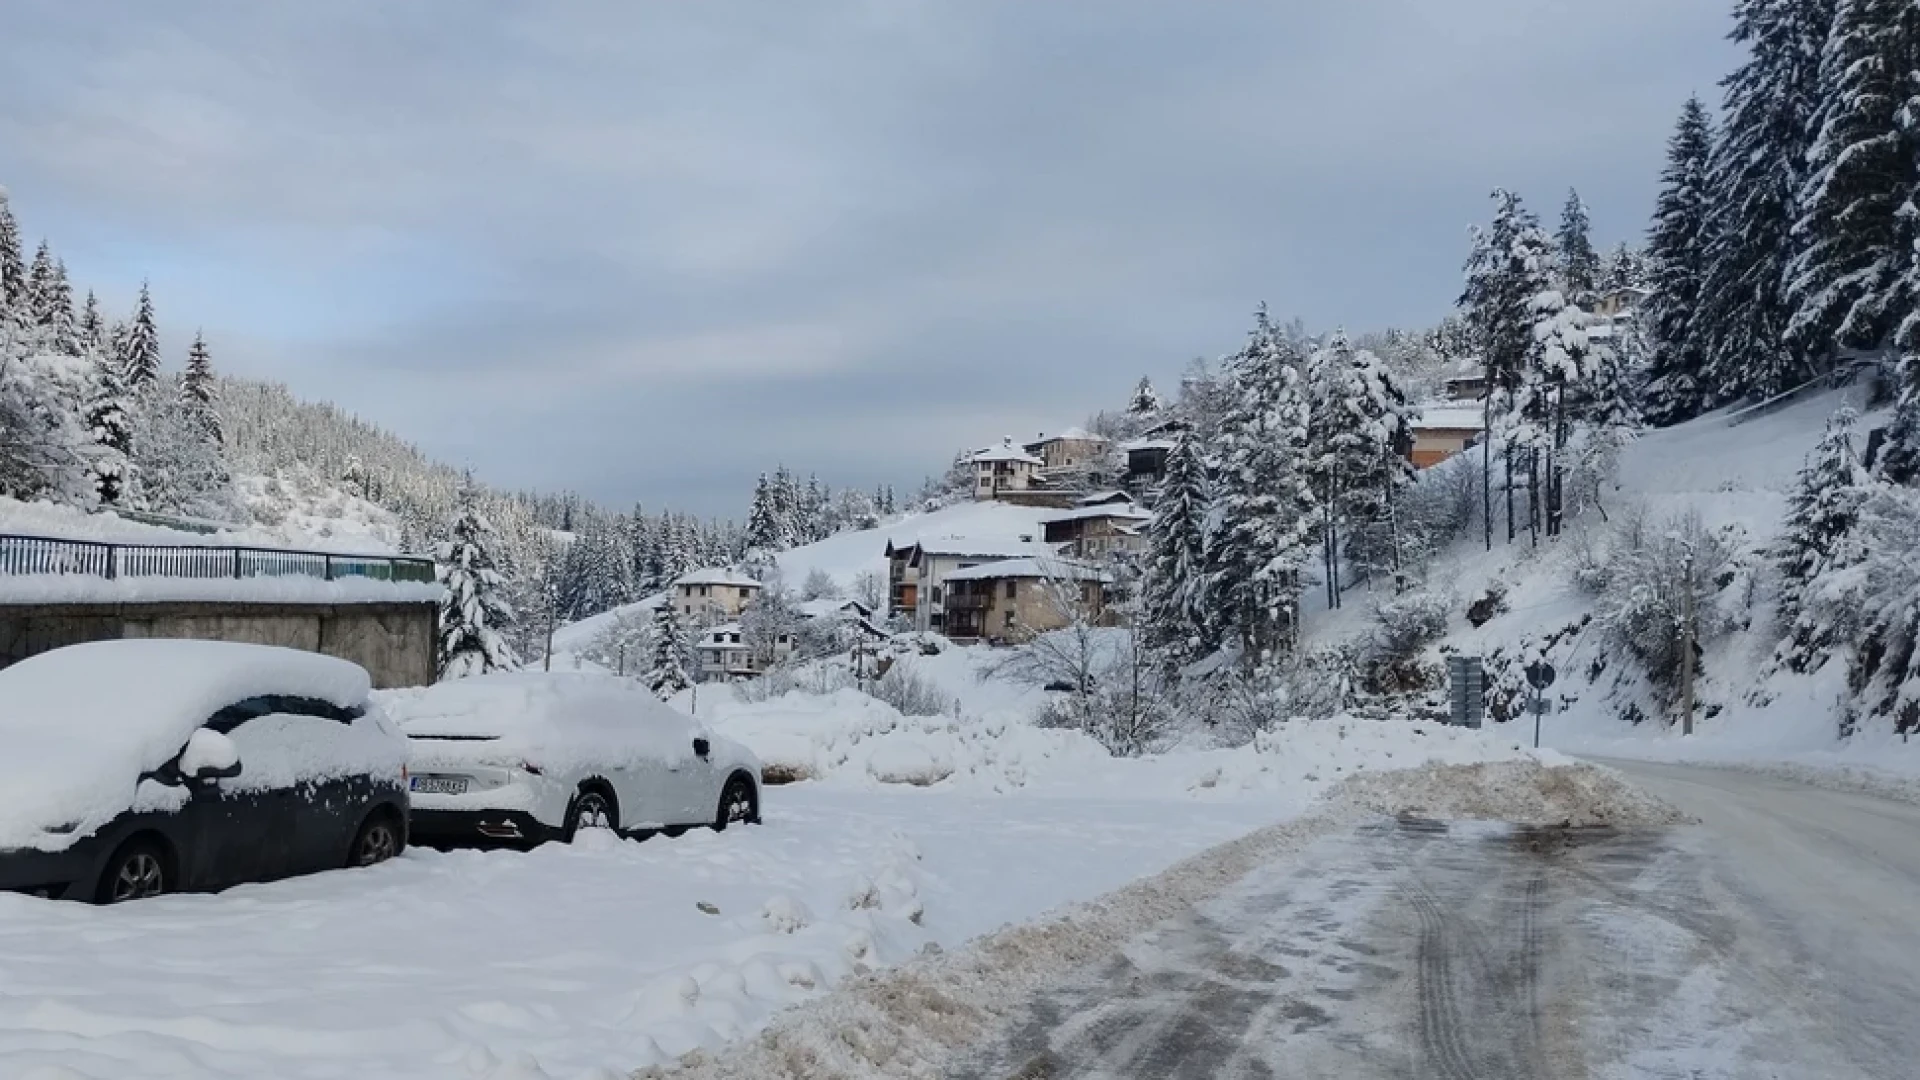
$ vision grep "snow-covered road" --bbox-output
[947,763,1920,1078]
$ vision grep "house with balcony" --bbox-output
[693,621,794,681]
[673,567,762,626]
[941,558,1113,645]
[1023,428,1110,479]
[1039,500,1153,558]
[884,536,1062,632]
[970,439,1046,500]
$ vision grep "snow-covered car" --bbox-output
[0,640,410,904]
[384,672,762,846]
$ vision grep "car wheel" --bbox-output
[565,786,619,840]
[350,811,404,868]
[715,774,759,831]
[97,838,170,904]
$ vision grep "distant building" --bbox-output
[941,558,1113,645]
[1040,500,1153,558]
[1023,428,1110,477]
[1407,404,1486,469]
[674,568,762,626]
[1119,418,1191,495]
[1592,285,1650,319]
[970,439,1046,500]
[1443,374,1489,402]
[693,621,791,681]
[883,536,1061,632]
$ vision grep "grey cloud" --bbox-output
[0,0,1738,515]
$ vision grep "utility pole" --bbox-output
[1679,547,1696,736]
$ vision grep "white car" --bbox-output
[382,672,761,846]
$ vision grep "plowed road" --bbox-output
[948,761,1920,1079]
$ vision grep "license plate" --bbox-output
[410,776,469,795]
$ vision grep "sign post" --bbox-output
[1524,661,1557,749]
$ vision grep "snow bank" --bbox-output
[0,641,372,851]
[0,494,402,554]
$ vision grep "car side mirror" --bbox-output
[693,737,711,758]
[180,730,243,784]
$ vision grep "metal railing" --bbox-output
[0,533,436,586]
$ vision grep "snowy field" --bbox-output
[0,712,1542,1080]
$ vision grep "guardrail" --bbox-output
[0,533,436,585]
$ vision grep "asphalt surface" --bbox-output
[947,761,1920,1079]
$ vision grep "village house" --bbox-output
[1407,404,1485,469]
[692,621,791,681]
[1023,428,1110,478]
[1118,418,1190,495]
[673,567,762,626]
[1039,498,1153,558]
[970,439,1045,500]
[884,536,1061,632]
[940,558,1113,645]
[1592,285,1650,319]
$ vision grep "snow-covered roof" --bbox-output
[1075,490,1134,507]
[1121,437,1179,453]
[944,558,1113,584]
[1586,322,1616,340]
[1040,504,1154,525]
[796,597,872,621]
[674,567,762,589]
[909,538,1058,561]
[970,439,1045,466]
[0,641,374,852]
[1025,427,1107,447]
[1412,405,1487,432]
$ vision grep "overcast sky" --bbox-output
[0,1,1739,517]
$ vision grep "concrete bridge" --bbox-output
[0,533,440,688]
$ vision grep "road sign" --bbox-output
[1525,661,1557,691]
[1447,655,1485,729]
[1530,696,1552,715]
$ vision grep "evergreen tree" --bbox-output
[1700,0,1836,402]
[1787,0,1920,357]
[40,259,77,355]
[1208,306,1317,662]
[1460,189,1554,546]
[179,331,223,445]
[25,241,54,327]
[745,474,782,552]
[1556,189,1600,303]
[84,347,134,505]
[1599,242,1650,292]
[1518,287,1592,537]
[1307,335,1417,589]
[1776,406,1871,670]
[436,482,521,679]
[119,282,162,389]
[644,597,693,698]
[1642,96,1719,426]
[0,189,24,321]
[77,291,104,353]
[1140,431,1213,667]
[1128,376,1164,415]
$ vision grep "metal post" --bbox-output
[1533,689,1543,749]
[1680,549,1696,737]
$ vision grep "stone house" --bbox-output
[970,440,1046,500]
[673,567,762,626]
[940,558,1113,645]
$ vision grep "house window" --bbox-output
[683,605,692,615]
[1005,580,1017,600]
[729,633,741,644]
[931,586,943,603]
[740,587,753,599]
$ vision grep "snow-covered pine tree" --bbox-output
[1460,189,1554,546]
[83,344,134,505]
[0,189,24,322]
[1519,288,1592,537]
[1566,314,1641,521]
[1128,376,1164,415]
[118,282,162,390]
[644,597,693,698]
[436,482,522,679]
[40,259,77,356]
[1642,96,1719,426]
[25,242,53,328]
[745,474,782,552]
[179,331,223,445]
[1140,431,1213,668]
[1557,189,1600,304]
[1209,306,1317,663]
[1316,337,1418,587]
[1775,406,1871,670]
[1599,243,1650,293]
[1787,0,1920,360]
[1699,0,1837,403]
[77,291,103,353]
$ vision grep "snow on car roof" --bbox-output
[0,640,372,852]
[381,672,727,776]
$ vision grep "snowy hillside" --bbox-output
[1355,384,1920,778]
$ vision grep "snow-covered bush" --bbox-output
[1368,588,1451,660]
[1199,644,1357,746]
[871,662,948,718]
[1592,510,1742,699]
[1841,485,1920,733]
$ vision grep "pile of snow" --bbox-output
[0,641,373,851]
[0,493,402,554]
